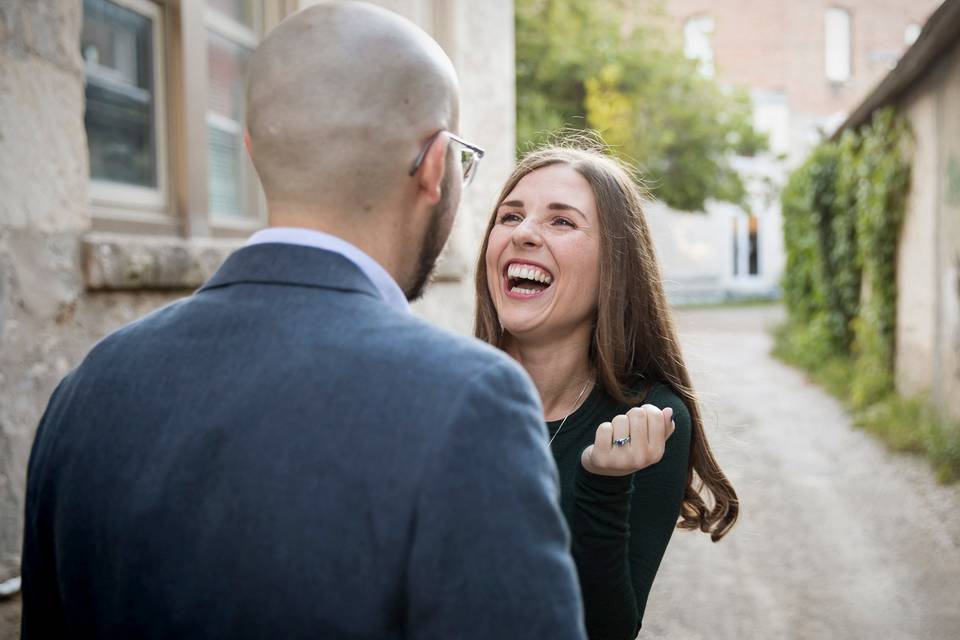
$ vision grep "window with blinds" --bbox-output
[205,1,261,220]
[82,0,168,211]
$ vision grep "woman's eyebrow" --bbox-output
[499,200,587,222]
[548,202,587,220]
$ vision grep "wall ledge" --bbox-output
[83,231,467,291]
[83,233,242,291]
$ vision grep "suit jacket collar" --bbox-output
[199,243,383,300]
[244,228,409,310]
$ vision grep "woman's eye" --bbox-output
[552,217,575,228]
[498,212,522,224]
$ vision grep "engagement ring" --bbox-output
[613,436,632,447]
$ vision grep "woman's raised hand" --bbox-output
[580,405,676,477]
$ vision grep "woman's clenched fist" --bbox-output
[580,405,675,477]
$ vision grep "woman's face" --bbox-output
[485,164,602,342]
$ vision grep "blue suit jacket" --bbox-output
[21,243,586,639]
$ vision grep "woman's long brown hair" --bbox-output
[474,141,738,541]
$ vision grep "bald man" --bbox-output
[21,3,586,639]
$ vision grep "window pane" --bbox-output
[905,23,921,46]
[748,215,759,276]
[208,122,244,217]
[208,0,256,29]
[82,0,157,188]
[683,16,714,78]
[207,31,255,218]
[825,8,851,82]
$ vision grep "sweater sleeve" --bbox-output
[569,388,692,639]
[571,467,638,640]
[627,390,692,628]
[405,358,587,640]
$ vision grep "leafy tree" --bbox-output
[516,0,767,211]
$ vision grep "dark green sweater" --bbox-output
[546,382,692,640]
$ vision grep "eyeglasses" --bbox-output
[408,130,485,186]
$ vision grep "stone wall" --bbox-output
[412,0,517,333]
[0,0,515,592]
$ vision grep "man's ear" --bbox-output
[244,129,253,158]
[416,134,449,205]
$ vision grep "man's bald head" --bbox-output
[246,1,460,212]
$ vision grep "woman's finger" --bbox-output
[663,407,675,438]
[611,414,630,448]
[626,407,645,447]
[628,406,649,450]
[639,405,660,445]
[646,405,667,447]
[595,421,613,453]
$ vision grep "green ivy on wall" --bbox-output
[776,108,960,482]
[779,107,912,405]
[851,110,912,406]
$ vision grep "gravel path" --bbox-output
[3,305,957,639]
[639,305,960,640]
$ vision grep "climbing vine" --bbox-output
[778,107,911,404]
[850,110,912,406]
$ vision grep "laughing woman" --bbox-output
[474,144,738,639]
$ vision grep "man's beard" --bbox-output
[404,169,456,302]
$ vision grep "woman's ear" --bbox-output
[415,134,450,205]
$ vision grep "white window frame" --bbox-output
[204,1,265,232]
[825,7,852,83]
[683,15,715,79]
[84,0,291,239]
[87,0,171,222]
[904,23,922,46]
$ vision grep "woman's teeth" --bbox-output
[506,263,553,284]
[506,263,554,296]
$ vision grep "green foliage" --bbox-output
[850,110,912,407]
[515,0,768,211]
[780,133,864,354]
[780,159,826,324]
[826,131,863,351]
[854,396,960,483]
[774,107,960,483]
[773,328,960,484]
[779,107,910,365]
[772,321,855,400]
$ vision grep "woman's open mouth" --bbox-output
[503,261,554,299]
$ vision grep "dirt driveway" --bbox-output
[639,305,960,640]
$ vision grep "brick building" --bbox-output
[639,0,942,303]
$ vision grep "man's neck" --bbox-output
[505,327,594,421]
[268,211,404,284]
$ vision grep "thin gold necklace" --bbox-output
[548,379,592,447]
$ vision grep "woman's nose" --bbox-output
[511,218,542,248]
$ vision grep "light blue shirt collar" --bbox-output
[245,227,410,312]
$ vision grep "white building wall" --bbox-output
[648,89,789,304]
